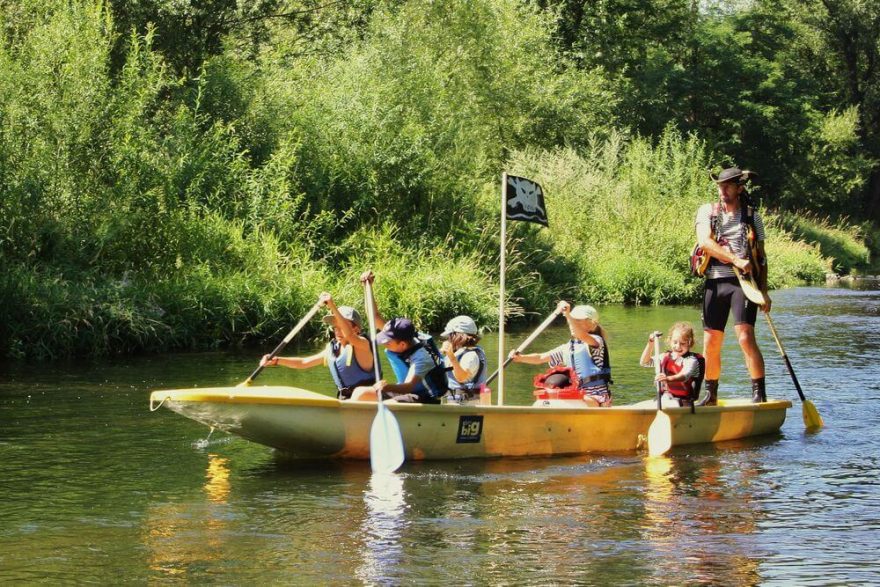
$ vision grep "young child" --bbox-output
[260,292,376,399]
[639,321,704,407]
[350,271,448,403]
[439,315,487,403]
[510,300,612,407]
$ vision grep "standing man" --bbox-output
[695,167,771,405]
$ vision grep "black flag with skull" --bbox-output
[505,175,548,226]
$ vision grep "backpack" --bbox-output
[415,333,451,399]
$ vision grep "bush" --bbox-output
[772,210,869,274]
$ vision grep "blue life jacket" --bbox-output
[327,339,376,399]
[568,338,612,390]
[446,346,487,393]
[385,334,448,401]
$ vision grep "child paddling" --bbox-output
[639,322,704,408]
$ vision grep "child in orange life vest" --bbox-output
[639,322,703,407]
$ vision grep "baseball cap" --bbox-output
[441,315,478,337]
[569,305,599,322]
[322,306,362,329]
[375,317,416,344]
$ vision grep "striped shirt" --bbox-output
[548,334,609,396]
[695,203,765,280]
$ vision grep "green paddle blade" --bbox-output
[370,403,405,474]
[647,411,673,457]
[803,400,824,431]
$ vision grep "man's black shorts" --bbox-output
[702,277,758,332]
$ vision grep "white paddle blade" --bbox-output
[647,411,673,457]
[370,404,405,474]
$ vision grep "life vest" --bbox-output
[327,339,377,399]
[385,334,449,401]
[659,351,705,400]
[567,338,612,390]
[446,346,487,393]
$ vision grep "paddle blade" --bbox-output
[647,411,673,457]
[370,404,405,474]
[732,266,767,305]
[802,400,824,431]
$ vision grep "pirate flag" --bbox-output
[505,175,548,227]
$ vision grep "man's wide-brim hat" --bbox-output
[710,167,757,185]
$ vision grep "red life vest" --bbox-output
[659,351,705,400]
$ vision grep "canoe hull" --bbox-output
[150,387,790,460]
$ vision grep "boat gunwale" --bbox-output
[150,386,792,415]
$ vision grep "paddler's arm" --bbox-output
[324,293,374,370]
[261,352,324,369]
[441,342,476,383]
[508,350,551,365]
[324,293,352,338]
[639,331,662,367]
[697,217,752,273]
[375,377,423,395]
[360,270,386,329]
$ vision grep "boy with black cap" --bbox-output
[695,167,771,405]
[260,292,375,399]
[350,272,448,403]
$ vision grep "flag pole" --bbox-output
[498,171,507,406]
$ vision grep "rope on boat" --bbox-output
[149,396,168,412]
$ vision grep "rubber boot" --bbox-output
[751,377,767,403]
[697,379,718,407]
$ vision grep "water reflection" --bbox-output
[642,453,763,586]
[143,454,232,580]
[356,473,407,585]
[204,454,231,503]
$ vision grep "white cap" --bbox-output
[441,315,479,337]
[569,305,599,322]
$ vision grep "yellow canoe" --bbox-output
[149,386,791,461]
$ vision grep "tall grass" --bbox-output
[773,210,870,274]
[0,1,859,360]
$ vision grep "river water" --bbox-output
[1,285,878,585]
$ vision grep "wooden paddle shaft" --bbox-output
[763,312,807,402]
[485,309,562,385]
[244,299,324,384]
[653,333,663,410]
[364,281,382,383]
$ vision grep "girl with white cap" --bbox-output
[439,315,488,402]
[509,300,612,406]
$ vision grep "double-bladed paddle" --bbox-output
[763,312,824,431]
[239,297,324,386]
[647,331,673,457]
[364,280,405,474]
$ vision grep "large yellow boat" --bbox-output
[149,386,791,461]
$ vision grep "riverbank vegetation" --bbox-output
[1,0,877,359]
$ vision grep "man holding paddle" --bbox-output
[695,167,771,405]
